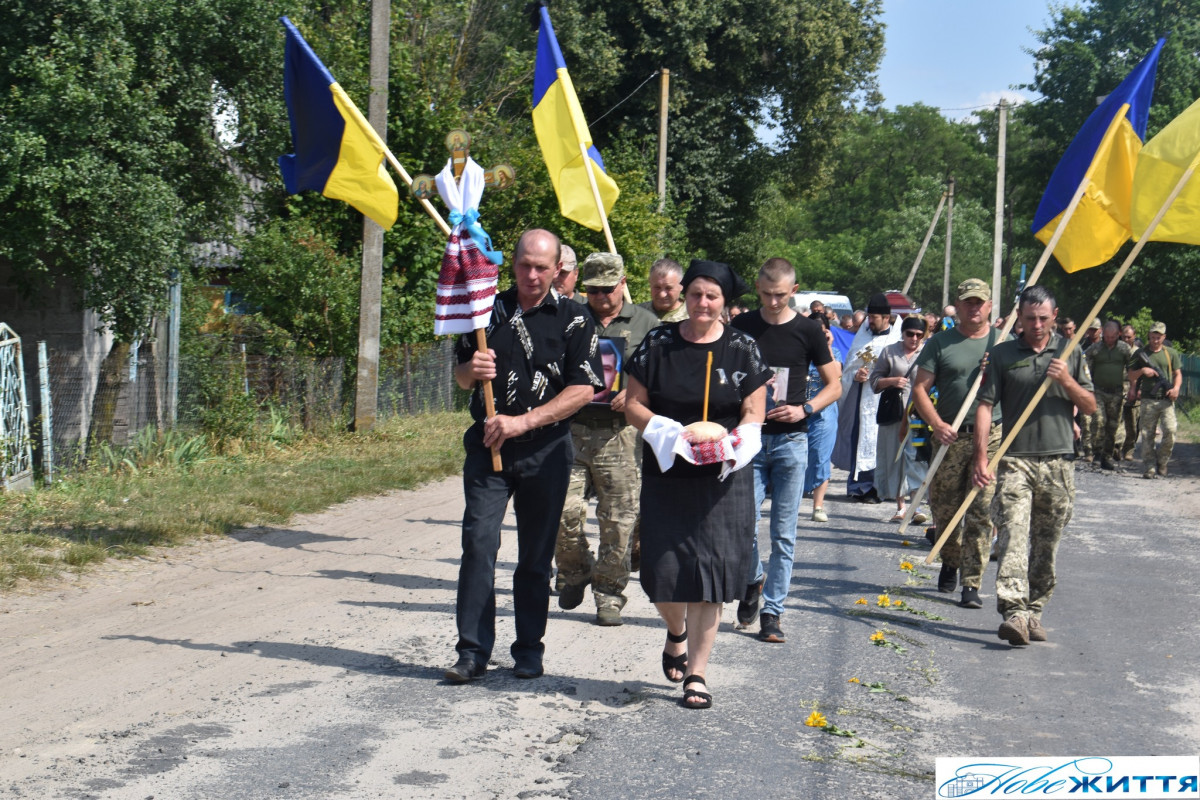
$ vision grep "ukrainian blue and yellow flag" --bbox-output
[532,6,619,231]
[1031,38,1164,272]
[278,17,398,230]
[1131,95,1200,244]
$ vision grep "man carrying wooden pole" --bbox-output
[970,284,1094,646]
[910,278,1001,608]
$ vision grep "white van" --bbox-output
[790,292,854,320]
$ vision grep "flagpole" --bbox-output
[578,142,631,304]
[381,149,453,237]
[896,107,1132,537]
[924,146,1200,565]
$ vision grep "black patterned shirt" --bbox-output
[456,288,604,424]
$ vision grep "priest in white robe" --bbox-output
[832,293,901,502]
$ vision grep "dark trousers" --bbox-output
[455,423,573,668]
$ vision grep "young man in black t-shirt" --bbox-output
[730,258,841,642]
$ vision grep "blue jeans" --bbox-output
[804,406,837,493]
[749,431,808,617]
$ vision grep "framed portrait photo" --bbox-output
[590,336,624,406]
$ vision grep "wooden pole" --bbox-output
[924,147,1200,564]
[703,351,713,422]
[901,191,948,296]
[942,177,955,310]
[896,108,1133,536]
[579,141,631,303]
[353,0,389,433]
[580,142,618,254]
[657,69,670,214]
[991,100,1008,324]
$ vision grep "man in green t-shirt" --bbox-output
[972,285,1095,647]
[1084,320,1132,469]
[1128,321,1182,479]
[911,278,1002,609]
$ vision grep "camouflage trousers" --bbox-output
[930,428,999,589]
[1091,389,1126,460]
[1077,410,1095,458]
[1139,398,1177,474]
[991,455,1075,620]
[555,420,639,610]
[1121,400,1140,459]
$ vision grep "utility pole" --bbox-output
[942,176,955,310]
[657,69,669,214]
[991,99,1007,323]
[354,0,389,432]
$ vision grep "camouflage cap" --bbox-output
[580,252,625,287]
[1150,321,1167,335]
[1088,317,1102,330]
[957,278,991,302]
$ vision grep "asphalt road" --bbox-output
[2,442,1197,799]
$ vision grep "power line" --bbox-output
[591,70,660,127]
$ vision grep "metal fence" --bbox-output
[26,336,459,480]
[1181,353,1200,399]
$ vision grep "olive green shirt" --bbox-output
[978,332,1093,457]
[1128,345,1181,400]
[1085,339,1132,393]
[914,327,1002,425]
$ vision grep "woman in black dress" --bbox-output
[624,260,770,708]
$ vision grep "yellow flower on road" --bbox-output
[848,677,860,683]
[870,630,885,642]
[805,711,828,728]
[854,597,868,605]
[900,560,915,571]
[876,594,890,607]
[891,599,904,607]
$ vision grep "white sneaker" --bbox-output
[811,507,828,523]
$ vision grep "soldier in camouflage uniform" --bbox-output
[1085,320,1132,469]
[911,278,1002,609]
[555,253,659,626]
[1076,318,1102,460]
[639,258,689,324]
[1129,321,1183,479]
[1119,324,1141,460]
[973,285,1095,647]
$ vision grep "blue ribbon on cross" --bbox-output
[449,209,503,265]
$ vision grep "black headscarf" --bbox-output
[681,260,749,305]
[901,315,925,334]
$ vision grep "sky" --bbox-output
[877,0,1056,119]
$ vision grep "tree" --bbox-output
[0,0,287,440]
[451,0,886,256]
[726,105,998,309]
[1021,0,1200,346]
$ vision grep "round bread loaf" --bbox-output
[683,420,727,443]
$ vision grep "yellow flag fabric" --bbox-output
[326,85,399,230]
[1033,109,1140,272]
[532,8,619,231]
[1030,39,1163,272]
[1131,96,1200,243]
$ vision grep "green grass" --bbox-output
[0,412,469,590]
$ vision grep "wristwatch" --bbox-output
[802,403,814,417]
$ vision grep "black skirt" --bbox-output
[638,465,756,603]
